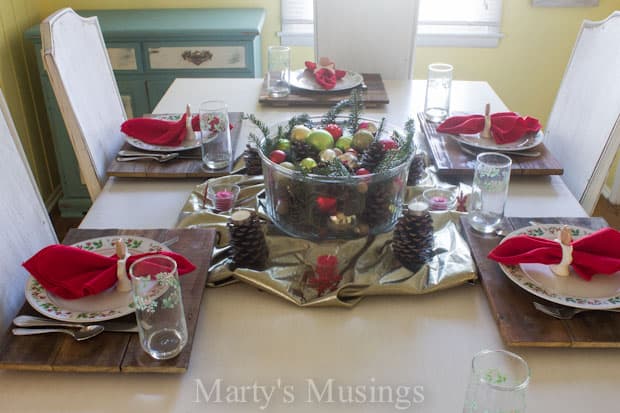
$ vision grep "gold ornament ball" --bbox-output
[319,149,337,162]
[290,125,312,141]
[351,129,374,151]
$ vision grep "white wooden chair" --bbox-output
[0,89,58,334]
[313,0,420,80]
[544,11,620,215]
[41,8,126,201]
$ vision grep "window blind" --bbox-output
[279,0,503,47]
[279,0,314,46]
[417,0,504,46]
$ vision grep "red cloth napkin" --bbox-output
[488,227,620,281]
[23,245,196,299]
[304,61,346,90]
[121,114,201,147]
[436,112,541,144]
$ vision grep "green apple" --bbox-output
[276,139,291,151]
[335,136,353,152]
[300,157,318,171]
[290,125,312,141]
[306,129,335,151]
[280,161,295,170]
[351,130,374,151]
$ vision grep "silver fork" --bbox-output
[533,302,620,319]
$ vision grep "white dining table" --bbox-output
[2,78,617,413]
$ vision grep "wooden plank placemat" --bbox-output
[259,73,389,107]
[462,216,620,348]
[107,112,244,179]
[418,113,563,177]
[0,228,215,373]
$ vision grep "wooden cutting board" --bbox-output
[419,113,563,177]
[107,112,245,179]
[258,73,389,107]
[0,228,215,373]
[462,216,620,348]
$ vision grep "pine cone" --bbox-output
[243,144,263,176]
[228,211,269,270]
[362,182,393,227]
[360,140,386,172]
[392,202,434,271]
[291,140,318,163]
[407,153,426,186]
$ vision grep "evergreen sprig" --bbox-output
[312,159,352,177]
[321,98,351,127]
[243,113,270,139]
[347,89,364,131]
[374,117,386,140]
[373,118,416,173]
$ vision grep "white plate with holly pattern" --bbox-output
[25,236,170,322]
[498,224,620,309]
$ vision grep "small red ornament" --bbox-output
[316,196,337,214]
[456,190,468,212]
[379,138,399,150]
[325,124,343,140]
[269,150,287,164]
[356,168,370,176]
[306,254,341,295]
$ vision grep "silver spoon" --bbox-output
[12,325,105,341]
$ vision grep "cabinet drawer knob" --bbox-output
[181,50,213,66]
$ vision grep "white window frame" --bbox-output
[279,0,503,48]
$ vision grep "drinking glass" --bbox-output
[424,63,453,123]
[199,100,232,170]
[129,255,188,360]
[463,350,530,413]
[267,45,291,97]
[467,152,512,234]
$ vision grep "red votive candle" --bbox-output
[316,255,339,279]
[215,190,234,211]
[430,196,448,211]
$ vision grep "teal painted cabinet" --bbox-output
[26,8,265,217]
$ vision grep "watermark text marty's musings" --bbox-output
[194,377,425,410]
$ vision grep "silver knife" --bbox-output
[13,315,138,333]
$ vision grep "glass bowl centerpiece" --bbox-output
[247,94,415,240]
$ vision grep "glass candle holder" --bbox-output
[423,188,457,211]
[207,183,240,213]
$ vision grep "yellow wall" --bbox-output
[1,1,617,209]
[0,0,59,207]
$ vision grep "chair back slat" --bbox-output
[41,8,126,200]
[0,89,57,333]
[314,0,420,80]
[545,12,620,214]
